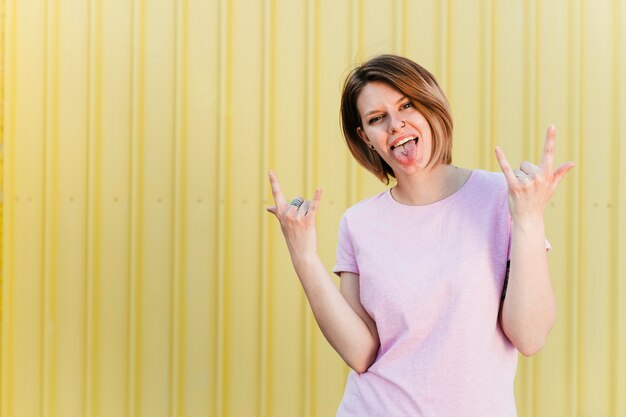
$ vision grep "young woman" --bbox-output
[266,54,574,416]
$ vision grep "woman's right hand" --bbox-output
[266,171,322,262]
[267,172,378,372]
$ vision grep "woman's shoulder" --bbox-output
[467,169,507,193]
[460,169,510,216]
[470,168,505,183]
[341,189,390,220]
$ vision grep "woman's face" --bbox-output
[356,81,433,175]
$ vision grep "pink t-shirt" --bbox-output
[333,170,518,417]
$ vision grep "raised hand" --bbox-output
[494,125,575,222]
[266,171,323,261]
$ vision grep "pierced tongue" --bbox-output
[392,139,418,163]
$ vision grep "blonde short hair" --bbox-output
[340,55,453,184]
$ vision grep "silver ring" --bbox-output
[289,198,303,208]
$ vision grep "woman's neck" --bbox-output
[390,164,470,206]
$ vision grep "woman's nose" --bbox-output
[388,117,406,133]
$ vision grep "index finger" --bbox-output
[540,125,556,172]
[268,171,287,208]
[494,147,519,187]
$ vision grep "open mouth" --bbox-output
[390,136,418,150]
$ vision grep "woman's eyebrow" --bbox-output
[395,95,408,104]
[364,109,382,117]
[363,96,408,117]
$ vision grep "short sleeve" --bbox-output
[332,213,359,276]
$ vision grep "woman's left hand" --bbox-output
[495,125,575,222]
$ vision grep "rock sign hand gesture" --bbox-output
[494,125,575,221]
[266,171,323,259]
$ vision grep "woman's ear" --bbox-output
[357,127,370,147]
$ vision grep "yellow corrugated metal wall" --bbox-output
[1,0,625,416]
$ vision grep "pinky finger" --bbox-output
[553,161,575,186]
[307,188,323,217]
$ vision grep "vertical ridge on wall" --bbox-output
[571,0,583,413]
[0,0,3,393]
[0,0,14,414]
[609,1,622,415]
[438,0,448,90]
[348,0,360,207]
[259,4,269,414]
[38,0,48,414]
[207,0,220,412]
[616,0,626,415]
[0,0,2,409]
[84,0,97,413]
[41,0,55,415]
[392,0,404,54]
[303,0,316,415]
[478,0,493,170]
[170,0,188,415]
[447,0,480,169]
[565,1,580,415]
[259,0,273,415]
[476,0,493,169]
[608,0,617,412]
[215,0,229,415]
[0,0,4,407]
[128,0,145,414]
[488,0,496,171]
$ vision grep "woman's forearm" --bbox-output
[291,253,379,373]
[501,217,556,356]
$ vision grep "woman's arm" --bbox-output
[292,258,380,373]
[495,126,575,356]
[502,218,555,356]
[339,272,380,368]
[266,171,379,373]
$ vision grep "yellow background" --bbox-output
[1,0,625,416]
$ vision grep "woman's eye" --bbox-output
[401,102,413,110]
[369,115,383,124]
